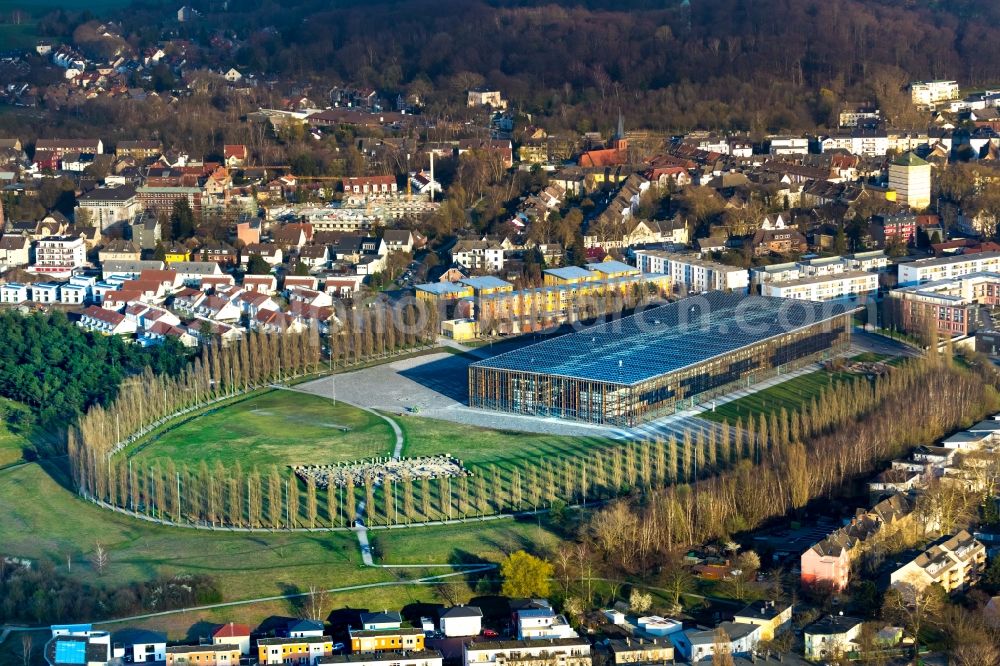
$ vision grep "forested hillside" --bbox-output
[82,0,997,133]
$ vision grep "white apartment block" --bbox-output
[761,271,878,302]
[820,131,888,156]
[910,80,959,108]
[768,136,809,156]
[452,240,505,273]
[633,250,749,293]
[31,235,86,278]
[897,251,1000,286]
[464,639,591,666]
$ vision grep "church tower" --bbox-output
[614,111,628,153]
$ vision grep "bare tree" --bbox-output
[91,542,109,576]
[20,634,33,666]
[304,585,329,622]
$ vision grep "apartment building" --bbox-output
[348,629,424,654]
[633,250,748,293]
[761,270,878,302]
[463,639,591,666]
[166,645,242,666]
[910,80,959,108]
[897,251,1000,286]
[889,530,986,595]
[889,272,1000,336]
[319,652,442,666]
[256,637,334,666]
[31,235,87,278]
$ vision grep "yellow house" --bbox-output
[167,645,242,666]
[164,243,192,264]
[459,276,514,296]
[348,629,425,653]
[257,637,334,666]
[733,601,793,641]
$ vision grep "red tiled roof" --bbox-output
[213,624,251,639]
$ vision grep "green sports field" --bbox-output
[128,390,395,469]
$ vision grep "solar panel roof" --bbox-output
[471,292,852,385]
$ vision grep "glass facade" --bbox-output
[469,294,853,426]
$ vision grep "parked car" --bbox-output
[482,629,498,638]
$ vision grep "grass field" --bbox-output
[0,459,563,640]
[394,414,617,472]
[700,354,891,424]
[129,390,395,469]
[373,518,564,565]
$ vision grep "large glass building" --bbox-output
[468,292,854,426]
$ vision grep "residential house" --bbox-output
[0,234,31,267]
[236,291,280,318]
[298,245,329,271]
[0,283,29,304]
[463,639,590,666]
[633,250,747,293]
[342,176,397,196]
[256,637,334,666]
[110,629,166,664]
[243,275,278,294]
[99,239,141,263]
[383,229,415,254]
[212,623,251,656]
[224,145,248,168]
[199,242,239,266]
[245,243,283,266]
[163,243,191,264]
[287,620,326,639]
[319,652,441,666]
[801,494,914,591]
[889,530,986,595]
[732,601,792,641]
[129,213,162,251]
[349,629,424,654]
[452,239,504,273]
[515,607,578,640]
[803,615,863,661]
[166,645,241,666]
[359,612,402,631]
[236,217,262,246]
[607,638,674,665]
[439,606,483,638]
[750,215,808,257]
[116,140,161,159]
[670,622,761,663]
[79,306,138,336]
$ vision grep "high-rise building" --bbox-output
[888,152,932,210]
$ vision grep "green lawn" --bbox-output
[129,390,394,469]
[0,460,563,631]
[700,366,858,424]
[0,461,390,599]
[394,414,617,471]
[373,518,564,565]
